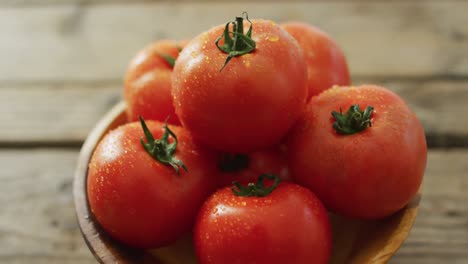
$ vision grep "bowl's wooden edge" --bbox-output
[381,192,421,263]
[355,193,421,264]
[73,102,157,264]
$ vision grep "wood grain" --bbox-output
[0,149,95,264]
[0,149,466,263]
[0,80,467,146]
[390,150,468,264]
[0,1,467,263]
[0,82,121,145]
[0,1,467,82]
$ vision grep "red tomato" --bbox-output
[194,176,331,264]
[282,22,350,100]
[124,40,186,125]
[287,85,427,219]
[217,147,291,187]
[87,119,217,248]
[172,14,307,152]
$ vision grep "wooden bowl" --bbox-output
[74,102,421,264]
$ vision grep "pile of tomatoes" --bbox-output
[87,13,427,264]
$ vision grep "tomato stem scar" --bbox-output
[215,12,256,71]
[139,116,188,174]
[232,174,280,197]
[332,104,374,135]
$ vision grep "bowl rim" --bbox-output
[73,102,152,263]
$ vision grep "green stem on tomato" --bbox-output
[139,116,187,174]
[215,12,256,71]
[232,174,280,197]
[331,104,374,135]
[157,53,176,68]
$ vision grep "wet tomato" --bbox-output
[287,85,426,219]
[172,14,307,152]
[282,22,350,100]
[194,175,331,264]
[87,118,217,248]
[124,40,186,125]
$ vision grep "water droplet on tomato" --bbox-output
[267,35,279,42]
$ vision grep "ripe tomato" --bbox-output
[172,14,307,152]
[282,22,350,100]
[194,175,331,264]
[87,118,217,248]
[124,40,186,125]
[287,85,427,219]
[217,147,291,187]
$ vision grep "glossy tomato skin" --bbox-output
[124,40,185,125]
[87,121,218,248]
[287,85,427,219]
[217,147,291,187]
[282,22,350,100]
[172,19,307,152]
[194,183,332,264]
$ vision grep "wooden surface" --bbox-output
[1,1,467,263]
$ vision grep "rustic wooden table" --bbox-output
[1,1,467,263]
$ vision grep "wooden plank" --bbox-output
[0,79,467,146]
[0,82,121,145]
[390,150,468,264]
[0,1,467,82]
[0,149,95,264]
[0,149,466,263]
[374,79,468,148]
[0,0,446,8]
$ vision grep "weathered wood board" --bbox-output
[0,1,467,263]
[0,1,467,82]
[0,149,466,263]
[0,80,466,146]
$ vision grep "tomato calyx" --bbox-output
[215,12,256,71]
[157,53,177,68]
[232,174,280,197]
[332,104,374,135]
[139,116,188,174]
[219,153,250,173]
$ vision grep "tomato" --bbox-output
[124,40,186,125]
[217,147,291,187]
[194,175,331,264]
[282,22,350,100]
[87,118,217,248]
[287,85,427,219]
[172,14,307,152]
